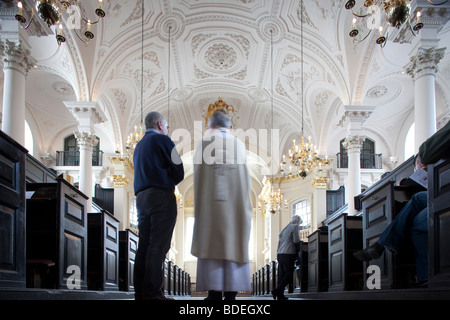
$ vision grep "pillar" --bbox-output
[342,135,365,215]
[65,102,107,212]
[337,106,374,215]
[312,180,327,230]
[0,40,36,145]
[405,47,445,150]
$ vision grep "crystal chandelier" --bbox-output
[345,0,448,48]
[15,0,105,46]
[281,0,332,179]
[259,177,283,214]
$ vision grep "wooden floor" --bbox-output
[1,287,449,300]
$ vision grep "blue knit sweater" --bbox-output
[133,129,184,195]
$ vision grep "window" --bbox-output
[57,134,102,166]
[338,137,381,169]
[129,196,138,230]
[293,198,311,228]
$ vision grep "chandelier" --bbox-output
[259,177,283,214]
[15,0,105,46]
[281,137,332,178]
[345,0,448,47]
[281,0,332,179]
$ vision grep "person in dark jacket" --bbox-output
[272,215,303,300]
[354,120,450,286]
[133,111,184,300]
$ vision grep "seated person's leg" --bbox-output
[411,208,428,282]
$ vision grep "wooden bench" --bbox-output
[87,211,120,291]
[0,131,27,288]
[295,241,308,292]
[26,177,89,289]
[119,229,138,292]
[428,159,450,288]
[307,227,328,292]
[360,181,420,289]
[326,212,363,291]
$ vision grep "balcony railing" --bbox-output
[336,153,382,169]
[56,150,104,167]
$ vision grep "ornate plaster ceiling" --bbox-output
[1,0,450,184]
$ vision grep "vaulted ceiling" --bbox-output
[1,0,450,184]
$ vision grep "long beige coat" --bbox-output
[191,129,253,264]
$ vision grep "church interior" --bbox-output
[1,0,450,301]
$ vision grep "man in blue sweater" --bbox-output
[133,111,184,300]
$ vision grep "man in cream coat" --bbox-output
[191,111,253,300]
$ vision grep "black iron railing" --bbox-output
[56,150,103,166]
[336,153,382,169]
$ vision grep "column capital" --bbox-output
[64,101,107,133]
[74,131,98,151]
[0,40,36,76]
[342,135,366,151]
[337,105,375,134]
[404,47,446,80]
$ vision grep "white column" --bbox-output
[405,47,445,150]
[0,40,36,145]
[343,135,365,215]
[312,183,327,230]
[337,106,374,215]
[65,102,107,212]
[75,132,97,212]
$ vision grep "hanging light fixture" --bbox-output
[281,0,332,179]
[125,0,145,159]
[259,177,283,214]
[15,0,105,46]
[344,0,447,48]
[259,29,283,214]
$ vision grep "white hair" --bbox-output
[290,215,302,224]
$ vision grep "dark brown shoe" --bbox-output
[353,243,385,262]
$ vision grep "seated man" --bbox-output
[353,155,428,285]
[354,120,450,286]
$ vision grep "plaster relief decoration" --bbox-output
[277,53,321,104]
[205,43,237,70]
[120,50,164,105]
[111,88,128,115]
[366,85,388,99]
[155,12,186,42]
[193,33,250,80]
[52,81,75,97]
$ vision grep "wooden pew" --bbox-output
[428,159,450,288]
[163,258,170,295]
[87,211,120,291]
[26,177,88,289]
[268,260,277,294]
[360,180,420,289]
[295,241,308,292]
[0,131,27,288]
[173,265,180,295]
[307,226,328,292]
[168,260,174,295]
[119,229,138,292]
[326,211,363,291]
[25,153,57,184]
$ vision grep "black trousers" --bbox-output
[275,254,297,296]
[134,187,177,298]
